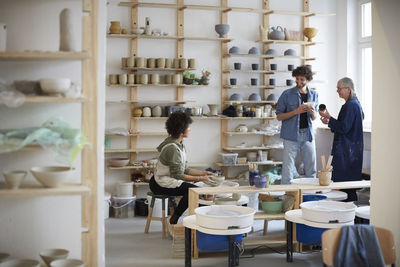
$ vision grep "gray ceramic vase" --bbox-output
[215,24,230,38]
[249,93,261,101]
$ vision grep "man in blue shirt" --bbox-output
[276,66,318,184]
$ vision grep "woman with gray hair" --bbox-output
[319,77,364,201]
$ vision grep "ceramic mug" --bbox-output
[234,63,241,70]
[109,74,118,85]
[140,74,149,84]
[121,57,128,68]
[165,74,172,84]
[230,78,237,85]
[288,64,295,71]
[255,108,262,118]
[147,58,156,68]
[127,74,135,85]
[172,74,181,85]
[251,78,258,86]
[180,58,188,69]
[269,78,276,86]
[151,74,160,84]
[286,79,293,86]
[136,57,145,68]
[126,57,135,68]
[270,64,277,71]
[189,58,196,69]
[252,64,259,70]
[156,58,165,68]
[173,58,180,69]
[165,58,172,68]
[119,74,127,85]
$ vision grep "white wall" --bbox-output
[105,0,337,197]
[371,0,400,264]
[0,0,106,265]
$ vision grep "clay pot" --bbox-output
[173,58,180,69]
[151,74,160,84]
[109,74,118,85]
[135,57,146,68]
[140,74,149,84]
[165,58,172,68]
[132,108,142,117]
[121,57,128,67]
[172,74,181,85]
[109,21,121,34]
[180,58,188,69]
[152,106,162,117]
[165,75,172,84]
[142,107,151,117]
[60,9,77,51]
[147,58,156,68]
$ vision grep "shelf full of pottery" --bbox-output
[258,25,320,45]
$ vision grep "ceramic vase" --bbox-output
[136,57,145,68]
[132,108,142,117]
[127,57,135,67]
[140,74,149,84]
[173,58,180,69]
[147,58,156,68]
[189,58,196,69]
[172,74,181,85]
[119,74,127,85]
[109,74,118,85]
[151,74,159,84]
[109,21,121,34]
[142,107,151,117]
[165,58,172,68]
[165,75,172,84]
[180,58,188,69]
[152,106,162,117]
[60,8,77,51]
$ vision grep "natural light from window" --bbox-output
[361,2,372,38]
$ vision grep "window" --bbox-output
[358,0,372,128]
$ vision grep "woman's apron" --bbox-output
[154,143,186,188]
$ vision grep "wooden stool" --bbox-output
[144,192,169,239]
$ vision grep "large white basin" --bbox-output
[300,200,356,223]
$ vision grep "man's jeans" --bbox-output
[281,128,316,184]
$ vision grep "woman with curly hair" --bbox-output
[275,65,318,184]
[149,111,214,224]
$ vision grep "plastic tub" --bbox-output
[146,195,169,218]
[300,200,356,223]
[296,224,328,244]
[220,153,238,165]
[196,231,243,251]
[110,196,136,218]
[104,192,111,219]
[135,198,148,216]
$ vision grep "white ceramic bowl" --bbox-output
[3,171,27,189]
[108,158,129,167]
[40,78,71,94]
[31,166,75,188]
[0,259,40,267]
[39,249,69,266]
[50,259,84,267]
[131,28,144,35]
[210,176,225,186]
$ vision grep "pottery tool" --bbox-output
[321,155,326,171]
[326,155,333,171]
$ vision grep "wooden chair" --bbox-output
[321,226,396,267]
[144,192,170,239]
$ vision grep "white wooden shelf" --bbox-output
[224,131,279,136]
[221,117,276,120]
[223,146,283,151]
[223,69,274,74]
[223,85,275,89]
[108,33,233,42]
[106,100,192,104]
[108,162,207,170]
[105,132,168,137]
[122,67,195,72]
[107,84,207,88]
[224,100,276,105]
[105,148,158,153]
[22,96,89,103]
[0,183,90,198]
[0,51,90,61]
[216,161,283,167]
[256,40,320,46]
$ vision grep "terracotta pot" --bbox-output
[109,21,121,34]
[132,108,142,117]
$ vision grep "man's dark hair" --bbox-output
[292,65,313,81]
[166,111,193,139]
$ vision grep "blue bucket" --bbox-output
[196,231,243,251]
[296,194,328,244]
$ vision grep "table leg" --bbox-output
[229,235,235,267]
[286,220,293,262]
[185,227,191,267]
[234,240,240,266]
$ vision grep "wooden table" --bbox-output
[188,180,371,259]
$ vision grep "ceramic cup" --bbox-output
[180,58,188,69]
[109,74,118,85]
[189,58,196,69]
[140,74,149,84]
[127,74,135,85]
[3,170,27,189]
[172,74,181,85]
[126,57,135,68]
[173,58,180,69]
[251,78,258,86]
[119,74,127,85]
[121,57,128,68]
[135,57,145,68]
[270,64,277,71]
[156,58,165,68]
[306,64,312,70]
[165,58,172,68]
[269,78,276,86]
[234,63,241,70]
[142,107,151,117]
[286,79,293,86]
[230,78,237,85]
[165,74,172,84]
[151,74,160,84]
[147,58,156,68]
[252,64,259,70]
[318,171,332,186]
[255,108,262,118]
[288,64,295,71]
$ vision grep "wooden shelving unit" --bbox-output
[106,100,192,104]
[105,148,158,153]
[224,100,276,105]
[0,0,99,265]
[216,161,282,167]
[108,34,233,42]
[108,83,207,88]
[223,146,283,152]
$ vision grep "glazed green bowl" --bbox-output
[261,200,283,214]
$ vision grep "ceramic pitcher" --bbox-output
[109,21,121,34]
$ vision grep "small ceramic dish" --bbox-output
[39,249,69,266]
[108,158,130,167]
[50,259,84,267]
[3,170,27,189]
[131,28,144,35]
[40,78,71,94]
[0,259,40,267]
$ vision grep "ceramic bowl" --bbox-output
[39,249,69,266]
[248,47,260,55]
[304,101,315,108]
[108,158,130,167]
[0,259,40,267]
[215,24,230,38]
[266,93,277,101]
[30,166,75,188]
[261,200,283,214]
[210,176,225,186]
[50,259,84,267]
[303,27,318,42]
[40,79,71,94]
[248,93,261,101]
[229,93,243,101]
[131,28,144,35]
[3,170,27,189]
[284,49,296,56]
[265,49,277,56]
[228,46,240,54]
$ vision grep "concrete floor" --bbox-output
[105,216,323,267]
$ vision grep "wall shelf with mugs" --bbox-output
[223,85,275,89]
[223,53,316,61]
[108,83,207,88]
[108,34,233,43]
[0,51,90,61]
[223,147,283,152]
[106,100,193,104]
[0,183,91,198]
[221,117,275,121]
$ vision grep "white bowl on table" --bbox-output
[0,259,40,267]
[39,249,69,266]
[30,166,75,188]
[3,170,27,189]
[50,259,84,267]
[40,78,71,94]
